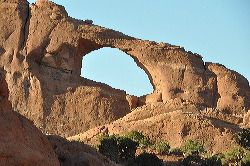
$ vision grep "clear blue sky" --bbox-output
[28,0,250,96]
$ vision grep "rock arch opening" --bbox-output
[81,47,154,97]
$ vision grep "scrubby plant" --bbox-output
[97,134,119,142]
[124,130,151,146]
[118,137,139,160]
[181,154,202,166]
[201,155,222,166]
[98,137,120,162]
[180,139,205,156]
[169,147,183,156]
[224,146,245,165]
[181,154,222,166]
[126,153,163,166]
[217,148,250,166]
[98,133,140,162]
[155,142,170,154]
[240,152,250,166]
[238,128,250,150]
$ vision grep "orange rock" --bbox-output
[47,135,118,166]
[0,0,249,139]
[0,72,60,166]
[69,102,241,154]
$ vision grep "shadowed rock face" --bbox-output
[0,0,249,137]
[0,69,60,166]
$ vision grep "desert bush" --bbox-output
[126,153,163,166]
[238,128,250,150]
[181,154,222,166]
[97,134,119,142]
[124,131,151,146]
[180,140,205,156]
[118,137,139,160]
[98,137,120,162]
[181,154,202,166]
[98,134,140,162]
[155,142,170,154]
[240,152,250,166]
[220,146,245,165]
[169,147,183,155]
[201,155,222,166]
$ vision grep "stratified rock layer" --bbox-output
[0,0,249,138]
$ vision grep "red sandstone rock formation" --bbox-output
[0,0,249,139]
[0,70,60,166]
[47,135,118,166]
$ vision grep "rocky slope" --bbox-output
[0,0,249,160]
[68,100,242,154]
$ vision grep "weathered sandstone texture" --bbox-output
[69,101,242,154]
[0,0,249,138]
[47,135,118,166]
[0,71,60,166]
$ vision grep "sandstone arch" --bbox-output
[0,0,249,137]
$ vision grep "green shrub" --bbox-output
[181,154,202,166]
[124,131,151,146]
[221,146,245,165]
[238,128,250,150]
[169,147,183,155]
[97,134,119,142]
[240,152,250,166]
[98,134,139,162]
[180,154,222,166]
[201,155,222,166]
[98,137,120,163]
[155,142,170,154]
[224,146,245,163]
[126,153,163,166]
[181,140,205,156]
[118,137,139,160]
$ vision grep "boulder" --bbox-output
[47,135,118,166]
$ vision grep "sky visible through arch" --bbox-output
[27,0,250,96]
[82,48,154,96]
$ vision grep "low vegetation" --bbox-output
[126,153,163,166]
[97,131,162,165]
[95,128,250,166]
[155,142,170,154]
[124,130,152,146]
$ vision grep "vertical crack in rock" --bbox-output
[21,3,31,51]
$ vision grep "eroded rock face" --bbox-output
[0,0,249,137]
[0,71,60,166]
[47,135,118,166]
[0,71,12,111]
